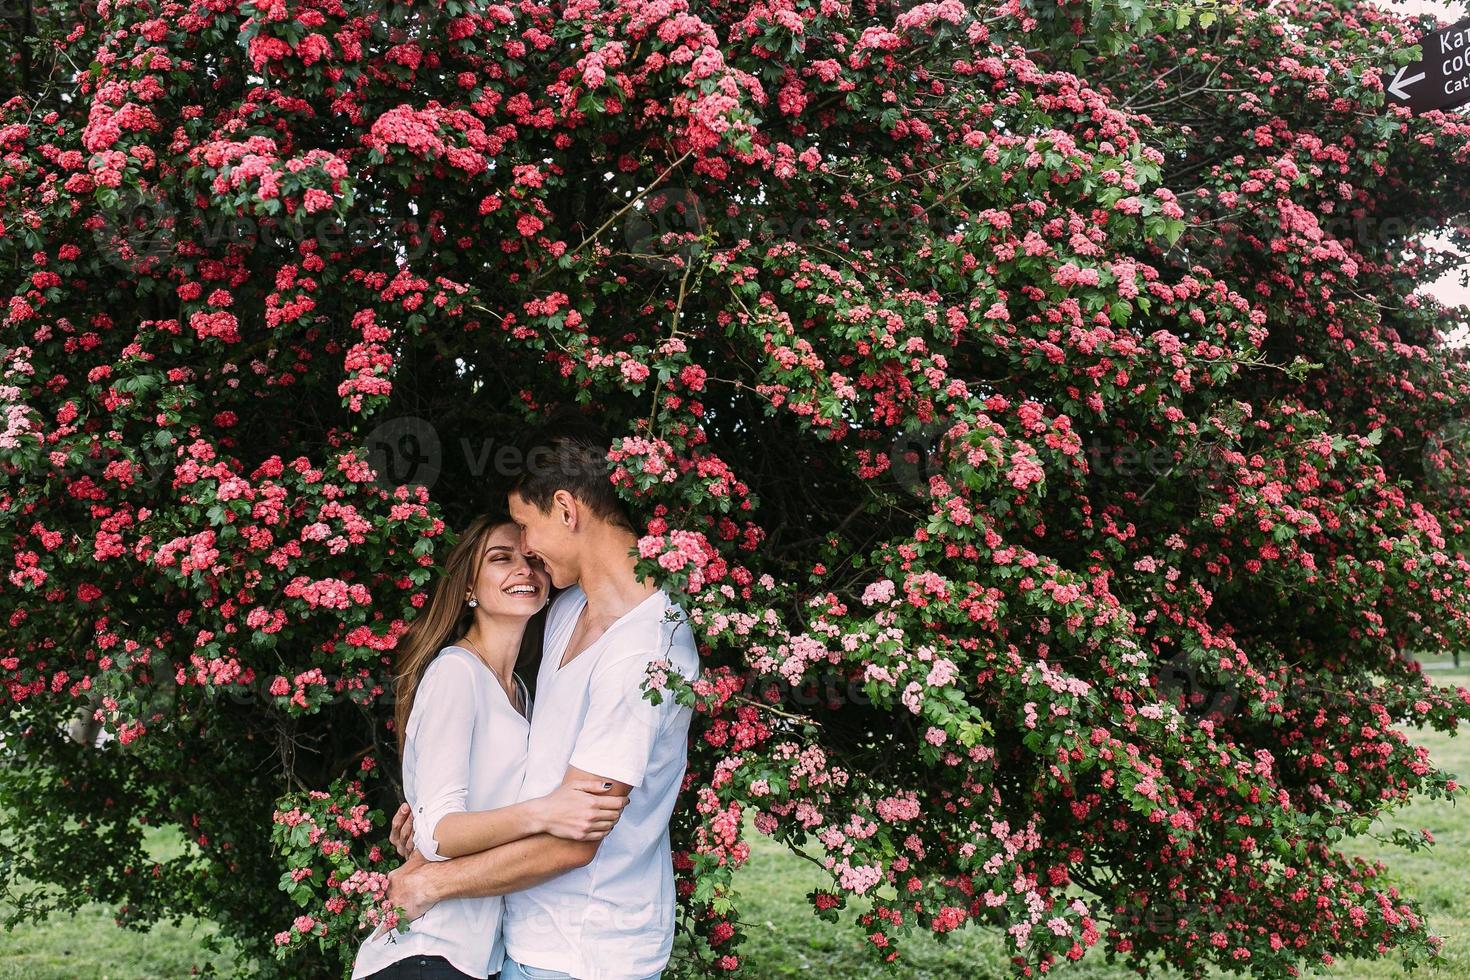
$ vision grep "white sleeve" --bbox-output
[405,653,478,862]
[567,648,671,788]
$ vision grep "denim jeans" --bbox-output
[498,954,662,980]
[361,954,483,980]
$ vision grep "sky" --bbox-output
[1389,0,1463,16]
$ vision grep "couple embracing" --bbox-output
[351,423,700,980]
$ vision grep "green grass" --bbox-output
[4,664,1468,978]
[0,819,244,979]
[0,904,240,980]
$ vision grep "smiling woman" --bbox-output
[388,513,551,751]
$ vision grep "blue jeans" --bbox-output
[498,954,662,980]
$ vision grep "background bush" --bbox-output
[4,1,1470,977]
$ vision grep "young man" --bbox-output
[384,424,700,980]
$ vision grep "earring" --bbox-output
[467,595,478,608]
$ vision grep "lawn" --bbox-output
[0,819,242,979]
[3,664,1467,979]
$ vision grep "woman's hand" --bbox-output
[536,778,629,841]
[389,802,416,859]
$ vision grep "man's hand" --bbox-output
[389,802,416,859]
[374,849,436,938]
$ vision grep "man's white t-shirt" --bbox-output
[503,583,700,980]
[351,647,531,979]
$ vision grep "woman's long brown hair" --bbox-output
[392,510,551,754]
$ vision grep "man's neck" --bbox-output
[575,533,659,622]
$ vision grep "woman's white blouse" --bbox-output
[351,646,531,980]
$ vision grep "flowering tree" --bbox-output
[5,0,1470,976]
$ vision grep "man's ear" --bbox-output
[554,488,578,531]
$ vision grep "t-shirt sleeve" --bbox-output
[567,647,672,789]
[405,653,477,862]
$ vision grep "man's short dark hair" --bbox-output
[510,411,636,534]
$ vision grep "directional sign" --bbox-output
[1387,17,1470,114]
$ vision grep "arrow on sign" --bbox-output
[1386,16,1470,115]
[1388,66,1426,102]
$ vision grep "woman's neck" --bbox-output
[460,614,524,688]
